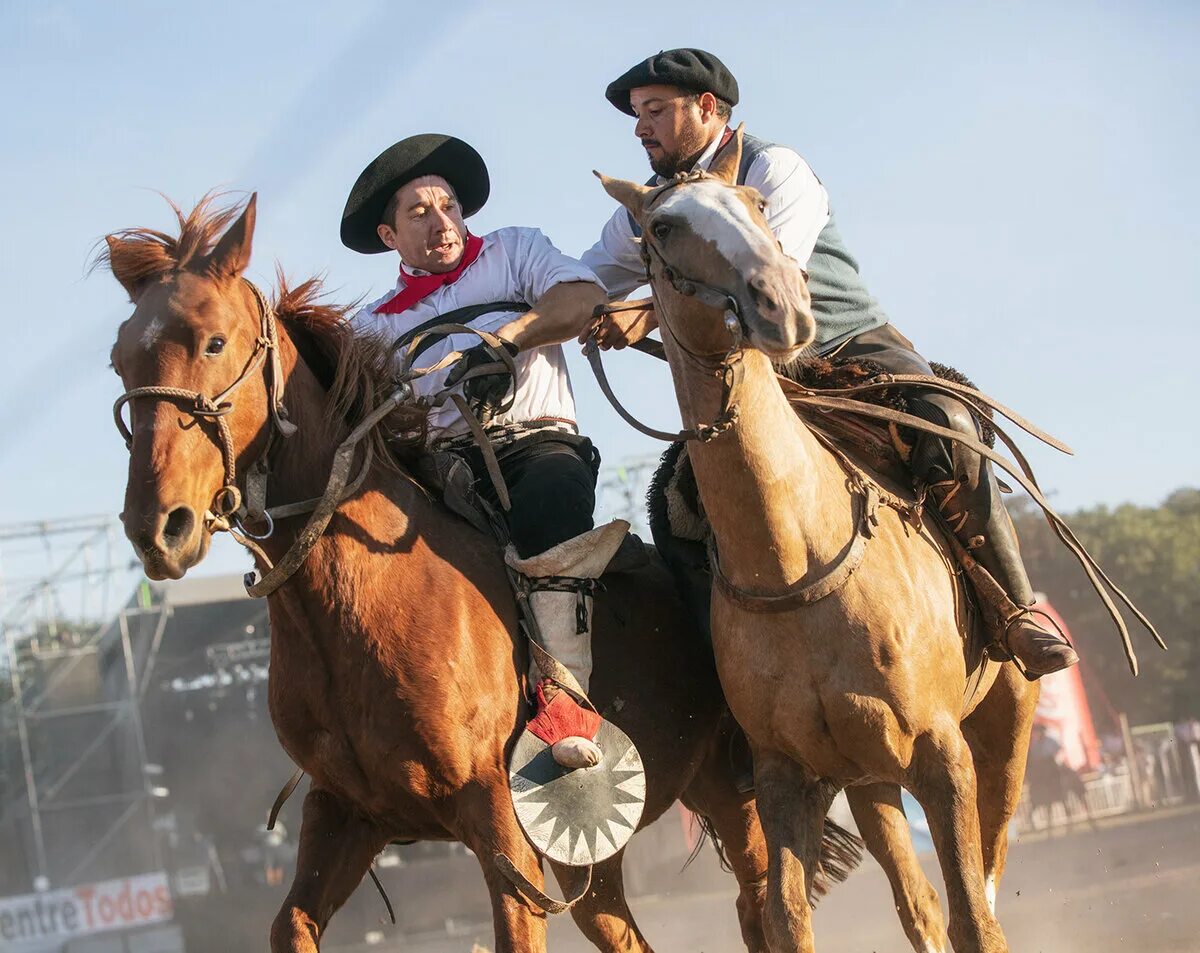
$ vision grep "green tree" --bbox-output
[1011,488,1200,726]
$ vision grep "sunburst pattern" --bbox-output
[510,720,646,865]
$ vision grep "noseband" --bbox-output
[112,279,297,535]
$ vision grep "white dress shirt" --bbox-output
[352,227,601,441]
[582,130,832,297]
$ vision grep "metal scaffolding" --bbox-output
[0,515,160,891]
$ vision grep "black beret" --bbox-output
[340,134,489,255]
[605,48,739,117]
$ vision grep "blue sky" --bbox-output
[1,1,1196,577]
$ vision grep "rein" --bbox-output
[584,171,750,444]
[113,279,298,534]
[238,321,518,597]
[587,173,1163,673]
[113,279,518,598]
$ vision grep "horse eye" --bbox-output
[652,221,672,241]
[205,336,226,356]
[757,199,768,213]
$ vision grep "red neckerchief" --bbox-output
[376,234,484,315]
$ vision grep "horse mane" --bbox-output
[98,192,429,464]
[271,271,429,464]
[97,192,241,290]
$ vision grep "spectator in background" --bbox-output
[1027,724,1097,832]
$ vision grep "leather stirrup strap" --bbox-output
[267,766,305,831]
[493,851,593,915]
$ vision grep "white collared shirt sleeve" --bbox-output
[498,227,602,303]
[743,146,831,268]
[348,292,393,334]
[581,207,647,298]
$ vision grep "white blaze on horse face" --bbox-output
[139,316,164,352]
[654,180,779,273]
[985,872,997,915]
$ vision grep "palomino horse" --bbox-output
[102,193,864,953]
[597,132,1043,953]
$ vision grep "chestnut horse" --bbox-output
[597,131,1042,953]
[102,193,861,953]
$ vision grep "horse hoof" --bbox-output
[552,736,602,769]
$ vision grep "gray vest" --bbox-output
[631,132,887,354]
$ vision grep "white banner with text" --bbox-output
[0,872,173,948]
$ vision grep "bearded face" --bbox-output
[629,85,724,178]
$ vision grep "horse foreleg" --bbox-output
[907,727,1008,953]
[681,735,768,952]
[548,851,654,952]
[962,663,1039,916]
[754,749,836,953]
[846,783,948,953]
[270,788,388,953]
[459,783,548,953]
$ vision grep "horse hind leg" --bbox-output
[906,726,1008,953]
[962,662,1040,916]
[754,749,838,953]
[549,851,655,953]
[681,736,770,952]
[846,783,948,953]
[270,789,389,953]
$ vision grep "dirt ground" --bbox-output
[405,804,1200,952]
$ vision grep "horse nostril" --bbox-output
[748,277,780,314]
[161,506,196,550]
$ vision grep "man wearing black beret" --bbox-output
[343,134,626,768]
[583,49,1076,678]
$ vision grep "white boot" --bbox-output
[507,520,629,768]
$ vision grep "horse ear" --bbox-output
[707,123,744,185]
[105,234,163,302]
[205,193,257,278]
[594,172,652,224]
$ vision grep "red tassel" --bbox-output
[527,682,601,746]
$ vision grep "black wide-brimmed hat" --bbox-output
[605,48,739,117]
[340,134,489,254]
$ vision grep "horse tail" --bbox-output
[685,813,864,902]
[812,820,865,900]
[684,811,733,873]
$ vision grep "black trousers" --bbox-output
[458,433,600,558]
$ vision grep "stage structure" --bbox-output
[0,515,159,896]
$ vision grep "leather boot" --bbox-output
[908,394,1078,679]
[507,520,629,768]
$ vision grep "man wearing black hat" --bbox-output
[343,134,626,768]
[583,49,1076,678]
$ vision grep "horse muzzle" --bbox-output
[738,266,815,359]
[123,503,210,580]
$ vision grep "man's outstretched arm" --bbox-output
[498,279,608,351]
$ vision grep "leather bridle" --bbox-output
[584,170,758,444]
[112,279,297,538]
[113,284,520,598]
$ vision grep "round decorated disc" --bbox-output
[508,719,646,866]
